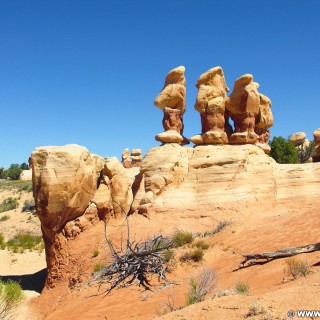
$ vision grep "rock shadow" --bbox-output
[0,268,47,293]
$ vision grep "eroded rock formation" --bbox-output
[31,144,139,287]
[154,66,189,144]
[121,148,131,168]
[312,128,320,162]
[131,149,142,167]
[255,94,273,153]
[190,66,231,145]
[226,74,260,144]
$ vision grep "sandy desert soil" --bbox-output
[2,180,320,320]
[0,182,46,320]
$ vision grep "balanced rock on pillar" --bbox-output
[131,148,142,167]
[154,66,189,145]
[121,148,132,168]
[226,74,260,144]
[190,66,231,145]
[255,93,273,153]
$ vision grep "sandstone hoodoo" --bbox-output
[154,66,189,145]
[121,148,131,168]
[190,66,231,145]
[131,148,142,167]
[312,128,320,162]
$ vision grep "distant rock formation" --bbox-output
[190,66,231,145]
[312,128,320,162]
[19,169,32,181]
[154,66,189,145]
[121,148,131,168]
[290,132,311,161]
[131,149,142,167]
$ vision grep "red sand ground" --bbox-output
[28,199,320,320]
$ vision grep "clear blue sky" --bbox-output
[1,0,319,168]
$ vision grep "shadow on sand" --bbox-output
[0,268,47,293]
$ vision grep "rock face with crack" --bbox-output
[312,128,320,162]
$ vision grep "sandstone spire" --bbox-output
[190,66,231,145]
[154,66,189,144]
[226,74,260,144]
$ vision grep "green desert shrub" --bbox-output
[93,262,105,272]
[194,240,209,250]
[0,198,18,213]
[269,136,299,164]
[180,248,204,262]
[6,232,43,253]
[17,181,32,192]
[0,233,5,250]
[234,282,250,295]
[0,215,10,222]
[0,279,24,319]
[163,249,174,262]
[186,267,216,305]
[172,231,193,247]
[92,249,100,257]
[203,219,232,237]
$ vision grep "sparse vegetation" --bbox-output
[180,248,204,262]
[173,230,193,247]
[0,233,5,250]
[92,249,100,257]
[203,219,232,237]
[155,291,177,316]
[194,240,209,250]
[5,232,43,253]
[93,262,105,272]
[0,215,10,222]
[0,198,18,213]
[285,257,310,279]
[163,249,174,262]
[245,303,267,318]
[234,282,250,295]
[21,199,35,214]
[0,180,32,192]
[186,267,216,305]
[0,279,25,320]
[0,163,29,181]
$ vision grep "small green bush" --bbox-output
[194,240,209,250]
[234,282,250,295]
[163,249,174,262]
[0,198,18,213]
[92,249,100,257]
[180,248,204,262]
[0,215,10,222]
[17,181,32,192]
[173,231,193,247]
[6,233,43,252]
[246,303,267,317]
[93,262,105,272]
[0,233,5,250]
[0,279,25,319]
[186,267,216,305]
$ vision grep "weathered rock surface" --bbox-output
[290,132,306,146]
[31,144,105,286]
[131,148,142,167]
[312,128,320,162]
[154,66,189,144]
[227,74,260,144]
[121,148,131,168]
[132,144,320,214]
[190,66,230,145]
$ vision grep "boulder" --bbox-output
[19,169,32,181]
[290,132,306,146]
[312,128,320,162]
